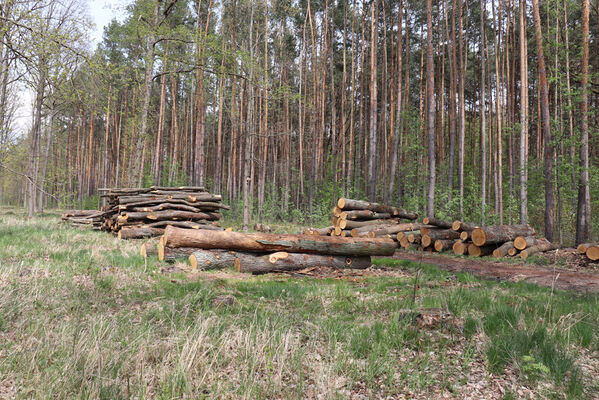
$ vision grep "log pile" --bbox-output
[393,218,559,260]
[61,210,107,230]
[577,243,599,262]
[63,186,229,239]
[153,226,398,273]
[304,198,418,238]
[99,186,228,239]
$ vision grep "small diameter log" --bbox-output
[452,240,467,256]
[163,226,397,256]
[140,242,158,257]
[407,233,421,244]
[337,198,418,219]
[122,210,220,222]
[304,226,333,236]
[421,235,433,248]
[188,249,247,270]
[333,207,343,217]
[434,239,457,252]
[422,217,453,229]
[460,231,470,241]
[471,224,536,246]
[424,229,461,241]
[353,223,434,236]
[234,252,372,274]
[399,237,410,248]
[338,218,399,230]
[145,220,223,230]
[118,193,222,204]
[514,236,538,251]
[467,244,496,257]
[340,210,392,220]
[493,241,515,258]
[577,243,597,254]
[586,245,599,261]
[508,248,518,256]
[520,239,558,259]
[118,227,164,240]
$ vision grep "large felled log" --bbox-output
[467,244,496,257]
[340,210,392,220]
[188,249,248,270]
[514,236,538,251]
[577,243,597,254]
[471,224,536,246]
[118,226,164,239]
[422,217,453,229]
[520,239,558,259]
[338,218,399,230]
[585,245,599,261]
[234,251,372,274]
[163,226,397,256]
[434,239,457,252]
[492,241,515,258]
[452,240,468,256]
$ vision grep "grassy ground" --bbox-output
[0,207,598,399]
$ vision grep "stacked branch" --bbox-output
[61,210,108,230]
[96,186,229,239]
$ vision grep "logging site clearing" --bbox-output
[1,204,599,399]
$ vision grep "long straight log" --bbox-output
[145,220,223,230]
[336,198,418,219]
[340,210,392,220]
[338,218,399,230]
[120,210,220,223]
[352,223,434,236]
[514,236,538,251]
[423,229,461,241]
[493,241,515,258]
[422,217,453,229]
[163,226,397,256]
[235,251,372,274]
[118,193,222,204]
[120,199,228,210]
[118,226,164,239]
[520,239,557,259]
[451,221,478,232]
[471,224,536,246]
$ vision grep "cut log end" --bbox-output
[471,228,487,247]
[587,246,599,261]
[460,231,469,241]
[189,254,198,269]
[451,220,462,231]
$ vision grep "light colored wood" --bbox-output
[493,241,515,258]
[471,224,536,246]
[234,252,372,273]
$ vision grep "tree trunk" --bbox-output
[519,0,528,224]
[426,0,436,217]
[367,1,378,201]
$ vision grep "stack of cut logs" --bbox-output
[305,198,419,237]
[577,243,599,262]
[149,226,397,273]
[99,186,228,239]
[396,218,558,259]
[61,209,107,230]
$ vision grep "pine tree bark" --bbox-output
[426,0,436,218]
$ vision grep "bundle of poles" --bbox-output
[304,198,419,237]
[396,218,557,259]
[96,186,229,239]
[142,226,397,274]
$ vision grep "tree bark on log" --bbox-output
[338,218,399,229]
[471,224,536,246]
[145,220,222,230]
[234,251,372,274]
[163,226,398,256]
[140,242,158,257]
[493,241,515,258]
[188,249,250,270]
[340,210,392,220]
[422,217,453,228]
[451,221,478,232]
[120,210,220,222]
[336,198,418,219]
[513,236,538,251]
[353,223,433,236]
[118,227,164,240]
[118,193,222,204]
[520,239,557,259]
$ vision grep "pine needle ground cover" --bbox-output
[0,208,598,399]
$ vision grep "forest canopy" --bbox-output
[0,0,596,244]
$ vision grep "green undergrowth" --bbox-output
[0,209,597,398]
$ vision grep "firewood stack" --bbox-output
[396,218,558,259]
[151,226,398,273]
[304,198,419,238]
[61,210,107,230]
[98,186,229,239]
[577,243,599,262]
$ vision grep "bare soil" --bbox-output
[389,249,599,294]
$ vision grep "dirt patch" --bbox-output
[389,251,599,294]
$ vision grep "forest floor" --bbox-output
[1,207,598,399]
